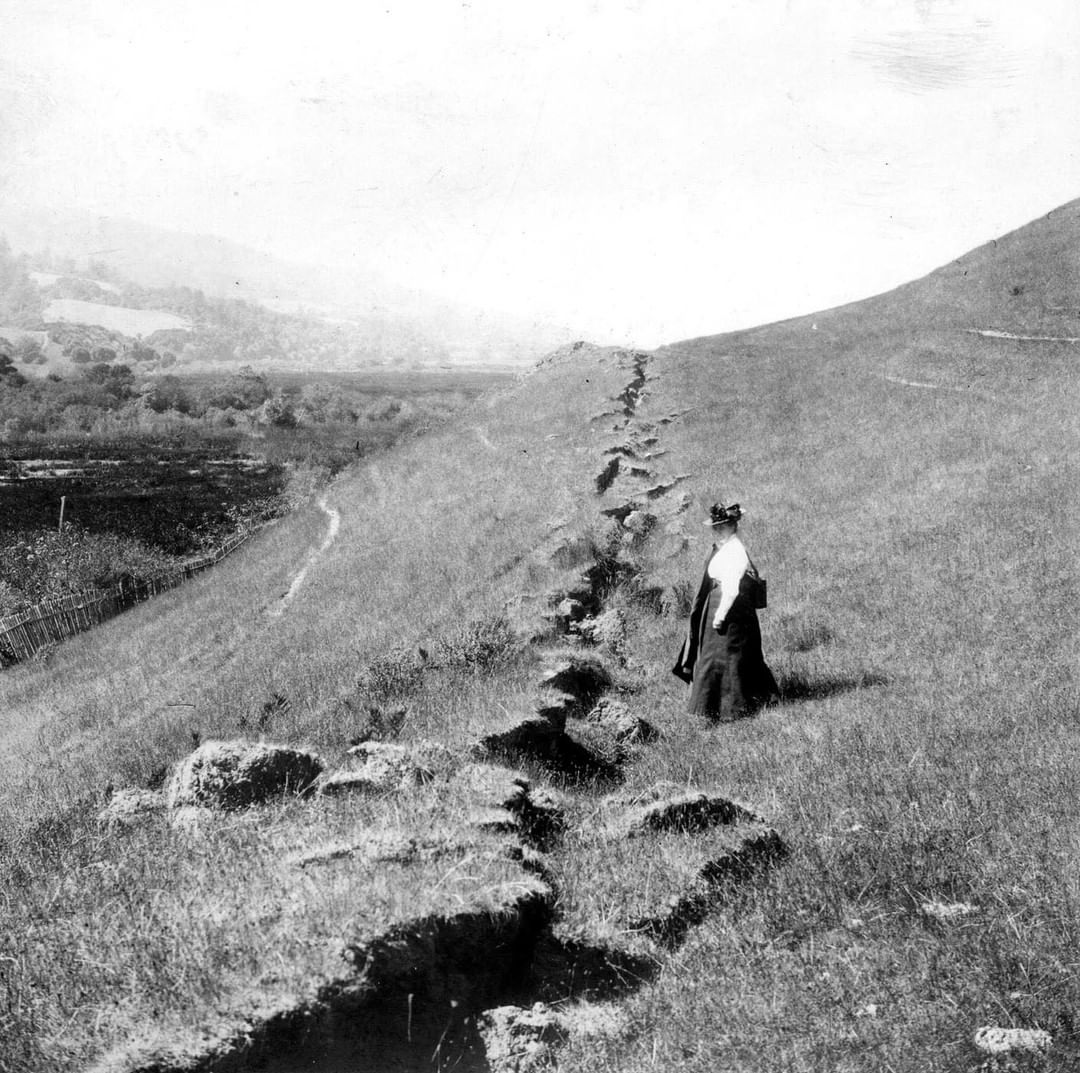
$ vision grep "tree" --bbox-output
[298,382,357,424]
[142,375,192,414]
[103,363,134,399]
[14,337,45,365]
[204,366,271,411]
[129,340,160,364]
[83,362,114,385]
[0,276,44,326]
[259,391,296,428]
[0,352,25,385]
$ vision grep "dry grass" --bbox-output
[5,207,1080,1070]
[4,779,544,1072]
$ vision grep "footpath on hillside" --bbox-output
[267,495,342,617]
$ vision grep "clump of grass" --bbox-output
[662,578,696,619]
[782,617,835,653]
[430,613,520,673]
[354,646,427,705]
[344,613,519,719]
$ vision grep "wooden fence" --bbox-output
[0,530,250,665]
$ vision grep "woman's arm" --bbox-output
[711,544,749,628]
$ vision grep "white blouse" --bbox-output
[707,535,749,627]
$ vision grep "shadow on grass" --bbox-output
[529,736,627,792]
[525,931,659,1004]
[778,670,889,703]
[628,828,789,950]
[475,726,628,792]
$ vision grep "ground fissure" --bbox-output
[82,348,791,1073]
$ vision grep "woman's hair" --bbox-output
[708,502,743,526]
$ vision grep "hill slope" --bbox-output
[3,201,1080,1072]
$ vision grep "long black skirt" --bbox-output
[687,584,778,721]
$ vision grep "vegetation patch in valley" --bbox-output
[0,321,506,624]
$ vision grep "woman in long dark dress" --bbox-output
[672,502,778,721]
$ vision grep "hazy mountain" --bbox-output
[0,205,578,366]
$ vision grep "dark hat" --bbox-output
[705,502,743,526]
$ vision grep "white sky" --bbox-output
[1,0,1078,346]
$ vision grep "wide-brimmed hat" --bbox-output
[704,502,743,526]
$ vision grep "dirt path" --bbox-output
[883,374,941,389]
[268,495,341,617]
[965,328,1080,343]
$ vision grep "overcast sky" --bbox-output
[1,1,1078,346]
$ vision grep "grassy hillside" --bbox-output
[3,201,1080,1072]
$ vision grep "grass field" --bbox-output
[42,299,192,336]
[3,201,1080,1072]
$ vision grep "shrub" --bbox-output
[0,526,180,611]
[355,645,427,703]
[664,578,696,618]
[259,392,297,428]
[432,613,519,672]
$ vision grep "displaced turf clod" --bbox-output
[607,789,764,838]
[629,827,788,946]
[478,1003,568,1073]
[167,740,324,810]
[97,788,166,827]
[973,1025,1052,1058]
[538,654,613,713]
[319,740,456,796]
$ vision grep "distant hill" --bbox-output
[0,205,577,367]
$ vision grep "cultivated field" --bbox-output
[42,300,192,336]
[3,201,1080,1072]
[0,446,283,553]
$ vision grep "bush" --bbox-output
[259,392,297,428]
[432,613,519,672]
[355,645,427,703]
[364,397,407,422]
[0,525,180,612]
[15,337,45,365]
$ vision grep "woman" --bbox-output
[673,502,779,721]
